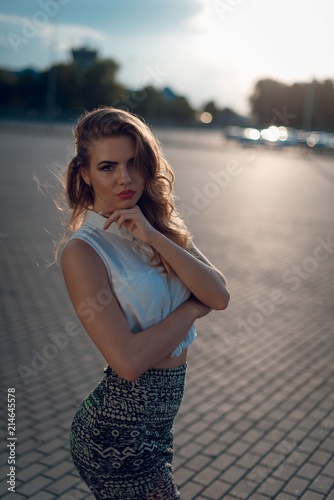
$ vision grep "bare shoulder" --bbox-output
[61,238,108,284]
[62,238,103,268]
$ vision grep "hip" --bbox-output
[80,362,187,422]
[70,364,186,498]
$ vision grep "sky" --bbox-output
[0,0,333,115]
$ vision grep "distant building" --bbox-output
[71,47,97,68]
[161,87,177,101]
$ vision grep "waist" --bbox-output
[85,363,188,421]
[152,348,188,369]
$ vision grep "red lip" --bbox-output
[117,190,136,199]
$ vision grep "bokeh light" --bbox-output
[200,112,213,124]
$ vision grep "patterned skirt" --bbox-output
[69,364,187,499]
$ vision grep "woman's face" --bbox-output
[81,135,145,212]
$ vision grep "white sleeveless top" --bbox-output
[67,209,196,357]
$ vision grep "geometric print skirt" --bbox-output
[69,364,187,499]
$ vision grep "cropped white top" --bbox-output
[67,209,196,357]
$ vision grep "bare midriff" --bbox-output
[152,348,188,369]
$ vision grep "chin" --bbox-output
[116,196,141,208]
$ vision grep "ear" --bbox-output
[79,167,90,185]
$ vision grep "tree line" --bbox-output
[0,58,194,125]
[0,56,333,131]
[249,78,334,132]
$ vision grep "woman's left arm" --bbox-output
[150,232,230,310]
[101,205,230,311]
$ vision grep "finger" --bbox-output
[117,214,127,229]
[99,207,115,217]
[105,212,134,230]
[103,208,141,230]
[103,213,120,230]
[103,210,126,230]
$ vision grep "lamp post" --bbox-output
[302,76,316,132]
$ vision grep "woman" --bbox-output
[60,107,230,499]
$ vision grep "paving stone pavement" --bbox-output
[0,123,333,499]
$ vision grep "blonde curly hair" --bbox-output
[57,106,191,274]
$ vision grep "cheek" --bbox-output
[95,173,115,189]
[137,171,146,188]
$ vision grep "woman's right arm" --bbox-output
[61,239,209,382]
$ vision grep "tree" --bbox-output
[249,77,334,131]
[203,100,219,122]
[313,79,334,131]
[0,70,19,110]
[249,78,287,127]
[54,58,125,116]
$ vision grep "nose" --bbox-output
[117,165,132,185]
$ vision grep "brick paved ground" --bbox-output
[0,123,333,499]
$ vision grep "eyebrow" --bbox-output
[97,157,135,166]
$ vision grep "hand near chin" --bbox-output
[100,205,159,245]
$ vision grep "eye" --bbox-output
[100,164,114,172]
